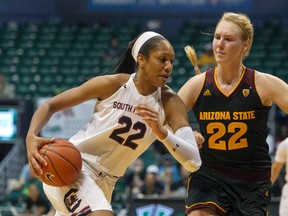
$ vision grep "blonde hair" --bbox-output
[217,12,254,58]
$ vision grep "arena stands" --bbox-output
[0,14,287,215]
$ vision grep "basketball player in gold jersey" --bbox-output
[179,12,288,216]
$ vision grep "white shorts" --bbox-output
[43,161,118,216]
[280,183,288,216]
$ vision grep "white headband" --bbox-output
[131,31,163,62]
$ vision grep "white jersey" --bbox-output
[69,73,165,177]
[274,138,288,216]
[274,137,288,183]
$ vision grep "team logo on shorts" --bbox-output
[265,190,269,197]
[64,188,82,212]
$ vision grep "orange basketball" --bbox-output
[38,139,82,187]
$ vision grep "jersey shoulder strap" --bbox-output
[205,68,215,86]
[243,67,255,87]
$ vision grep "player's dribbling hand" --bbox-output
[26,134,56,177]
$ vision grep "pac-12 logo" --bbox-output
[136,204,174,216]
[242,89,250,97]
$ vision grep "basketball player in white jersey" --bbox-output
[271,138,288,216]
[26,31,203,216]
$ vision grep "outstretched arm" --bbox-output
[134,88,202,172]
[26,74,129,177]
[271,138,288,184]
[270,138,288,185]
[159,126,202,172]
[271,161,284,185]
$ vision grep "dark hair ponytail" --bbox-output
[104,33,167,75]
[105,37,138,75]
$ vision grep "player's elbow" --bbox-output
[183,159,202,172]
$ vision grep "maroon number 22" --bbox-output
[109,115,147,150]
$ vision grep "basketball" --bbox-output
[38,139,82,187]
